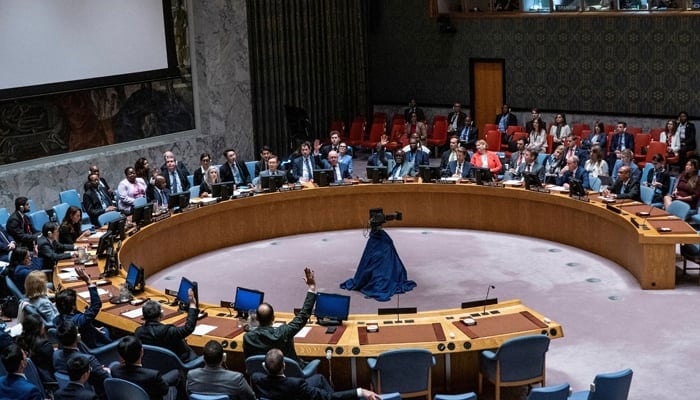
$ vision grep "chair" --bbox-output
[59,189,90,224]
[25,358,48,399]
[527,383,570,400]
[633,134,651,164]
[569,368,633,400]
[98,210,122,227]
[141,344,204,385]
[649,128,664,142]
[347,116,366,148]
[379,393,402,400]
[5,274,26,300]
[245,161,257,179]
[639,163,654,186]
[190,186,200,198]
[330,119,346,139]
[52,202,70,225]
[428,117,448,156]
[55,371,71,390]
[483,123,498,134]
[680,242,700,278]
[104,377,150,400]
[83,340,122,367]
[666,200,691,220]
[189,393,230,400]
[434,393,477,400]
[187,175,195,188]
[485,130,501,153]
[28,210,50,233]
[572,123,590,138]
[640,185,654,205]
[589,176,602,192]
[133,196,148,208]
[0,207,10,228]
[367,348,435,399]
[478,334,550,400]
[627,126,642,135]
[361,121,386,150]
[645,141,667,164]
[244,355,320,379]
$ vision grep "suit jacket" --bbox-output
[53,286,109,349]
[494,112,518,130]
[404,150,429,172]
[111,364,169,400]
[6,210,38,248]
[163,167,190,192]
[446,160,472,178]
[679,121,696,151]
[611,160,641,182]
[459,125,478,149]
[386,160,416,178]
[135,307,198,362]
[321,161,351,181]
[255,159,268,177]
[646,167,671,200]
[146,185,171,207]
[54,382,98,400]
[0,225,14,262]
[192,167,206,187]
[611,178,641,201]
[243,291,316,363]
[37,235,73,269]
[556,166,589,188]
[0,374,42,400]
[521,162,546,183]
[610,132,635,152]
[159,160,190,178]
[82,177,112,195]
[447,111,467,133]
[320,144,340,160]
[220,161,253,186]
[470,151,503,175]
[291,155,323,182]
[82,186,114,226]
[187,366,256,400]
[251,373,357,400]
[53,348,109,397]
[440,149,457,170]
[367,150,392,167]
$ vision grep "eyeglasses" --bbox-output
[202,159,211,162]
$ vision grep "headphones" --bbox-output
[19,205,24,211]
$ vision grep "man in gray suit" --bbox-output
[387,150,415,180]
[187,340,255,400]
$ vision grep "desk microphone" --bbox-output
[482,285,495,316]
[639,203,655,229]
[325,347,334,388]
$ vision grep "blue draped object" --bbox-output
[340,229,416,301]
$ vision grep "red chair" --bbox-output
[386,126,407,151]
[546,135,554,153]
[649,128,664,142]
[347,116,366,148]
[645,141,668,165]
[372,112,387,125]
[606,132,615,154]
[329,120,346,142]
[391,114,406,129]
[361,121,386,150]
[485,130,501,153]
[484,123,499,135]
[428,118,448,156]
[572,123,590,138]
[605,124,616,135]
[627,126,642,135]
[634,134,651,164]
[581,130,591,139]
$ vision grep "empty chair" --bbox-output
[245,161,257,179]
[569,368,633,400]
[52,202,70,225]
[28,210,49,233]
[527,383,570,400]
[434,393,477,400]
[189,393,230,400]
[104,377,150,400]
[367,348,435,399]
[0,207,10,228]
[640,185,654,205]
[478,334,550,400]
[97,210,122,227]
[680,243,700,280]
[666,200,691,220]
[244,354,320,379]
[59,189,90,224]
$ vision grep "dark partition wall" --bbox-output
[369,0,700,117]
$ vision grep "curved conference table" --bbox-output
[55,182,699,393]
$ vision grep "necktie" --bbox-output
[171,172,178,192]
[97,189,109,208]
[305,158,312,179]
[456,163,462,176]
[23,214,31,233]
[335,166,341,181]
[526,164,531,173]
[159,189,167,205]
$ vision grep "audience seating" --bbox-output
[245,161,257,179]
[680,243,700,281]
[81,340,122,367]
[633,134,651,164]
[428,116,448,156]
[485,131,501,153]
[104,377,150,400]
[569,368,632,400]
[478,334,550,400]
[244,355,319,379]
[141,344,204,386]
[98,210,122,227]
[133,197,148,208]
[54,371,71,390]
[330,119,346,139]
[52,202,70,225]
[483,123,498,134]
[0,207,9,228]
[639,185,654,205]
[367,348,435,400]
[189,393,230,400]
[25,358,50,399]
[187,175,194,188]
[190,186,200,198]
[5,274,26,299]
[361,122,386,151]
[347,116,366,148]
[666,200,691,221]
[433,393,477,400]
[28,210,50,233]
[59,189,90,224]
[572,123,589,138]
[526,383,570,400]
[649,128,664,142]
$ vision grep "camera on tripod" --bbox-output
[369,208,403,231]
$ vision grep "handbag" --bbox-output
[1,295,19,319]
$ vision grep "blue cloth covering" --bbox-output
[340,229,416,301]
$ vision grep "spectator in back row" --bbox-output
[192,152,212,187]
[220,148,253,187]
[117,167,147,215]
[83,173,118,226]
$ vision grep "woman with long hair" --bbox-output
[549,113,571,150]
[584,145,609,190]
[199,166,220,198]
[528,118,547,154]
[16,313,54,383]
[58,205,89,244]
[24,270,59,326]
[664,159,700,209]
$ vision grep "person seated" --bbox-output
[367,138,393,167]
[54,266,111,348]
[562,135,585,165]
[503,138,528,180]
[59,206,90,245]
[470,139,503,176]
[440,136,460,171]
[0,224,16,263]
[556,155,589,189]
[37,222,76,270]
[459,115,479,150]
[134,157,154,184]
[322,151,351,183]
[292,142,324,183]
[543,145,566,184]
[220,148,254,187]
[17,314,54,384]
[321,131,343,160]
[603,165,641,201]
[54,354,98,400]
[254,146,273,177]
[193,152,212,186]
[6,197,40,249]
[664,159,700,209]
[404,98,425,122]
[251,348,380,400]
[159,150,191,178]
[386,150,415,180]
[163,158,190,193]
[24,270,59,327]
[528,118,548,154]
[7,247,41,294]
[495,104,517,144]
[644,153,671,204]
[111,336,170,400]
[338,142,353,175]
[53,320,110,399]
[82,165,113,199]
[401,133,430,154]
[512,149,544,182]
[198,167,220,198]
[447,103,467,135]
[135,288,199,363]
[186,340,255,400]
[117,167,147,215]
[611,149,641,182]
[243,268,317,364]
[608,121,635,170]
[257,156,289,185]
[83,173,118,227]
[584,145,609,187]
[404,112,427,143]
[549,113,571,151]
[444,147,472,180]
[0,343,43,400]
[582,121,608,154]
[146,174,171,207]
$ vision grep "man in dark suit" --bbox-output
[603,165,641,201]
[111,336,170,400]
[254,145,273,177]
[82,165,113,197]
[243,268,317,364]
[135,288,199,363]
[6,196,40,248]
[322,151,351,182]
[219,148,253,187]
[459,115,478,150]
[608,121,635,168]
[0,224,16,263]
[520,148,546,183]
[445,147,472,179]
[495,104,518,143]
[524,108,541,134]
[447,103,467,135]
[159,151,191,178]
[256,156,289,188]
[0,344,43,400]
[367,139,393,167]
[186,340,255,400]
[556,155,590,189]
[83,173,118,227]
[146,175,171,208]
[53,320,109,399]
[405,137,429,174]
[251,348,380,400]
[403,98,425,122]
[320,131,343,160]
[163,158,190,193]
[291,142,324,183]
[440,136,460,171]
[54,354,98,400]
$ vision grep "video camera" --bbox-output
[369,208,403,231]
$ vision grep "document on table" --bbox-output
[89,231,106,239]
[58,269,78,280]
[192,324,217,336]
[78,288,109,298]
[122,308,143,318]
[294,327,311,338]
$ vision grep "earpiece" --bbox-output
[19,205,24,211]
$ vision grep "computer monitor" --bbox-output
[96,231,114,259]
[168,191,191,211]
[314,292,351,326]
[569,178,586,197]
[473,167,493,185]
[523,172,543,190]
[125,263,145,293]
[211,181,234,199]
[233,287,264,318]
[107,217,127,241]
[313,168,334,187]
[176,277,198,311]
[132,203,153,226]
[419,165,442,183]
[260,174,286,192]
[366,166,387,183]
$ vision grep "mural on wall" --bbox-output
[0,0,194,166]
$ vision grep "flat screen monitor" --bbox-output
[176,277,198,311]
[167,191,191,210]
[132,203,153,226]
[96,230,114,259]
[473,167,493,185]
[314,292,351,326]
[233,287,264,317]
[366,166,387,183]
[313,169,334,187]
[125,263,145,293]
[569,178,586,197]
[523,172,543,190]
[107,217,127,241]
[419,165,442,183]
[211,181,234,199]
[260,174,286,192]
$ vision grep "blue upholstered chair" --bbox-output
[379,393,402,400]
[189,393,230,400]
[245,161,257,179]
[434,393,477,400]
[666,200,690,220]
[244,355,320,379]
[28,210,50,233]
[97,210,123,227]
[133,196,148,208]
[0,207,9,229]
[478,334,550,400]
[141,344,204,386]
[526,383,570,400]
[367,348,435,399]
[569,368,633,400]
[52,202,70,225]
[81,339,122,367]
[639,162,654,185]
[54,371,71,390]
[639,185,654,205]
[104,377,150,400]
[59,189,91,224]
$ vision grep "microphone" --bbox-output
[325,347,334,389]
[326,349,332,360]
[482,285,495,315]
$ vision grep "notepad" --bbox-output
[294,326,311,338]
[121,308,143,318]
[192,324,217,336]
[77,288,109,298]
[58,270,78,280]
[89,231,106,239]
